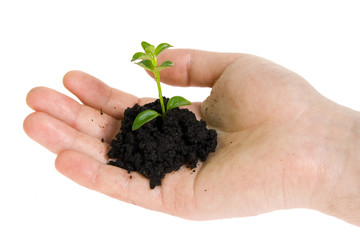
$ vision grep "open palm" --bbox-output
[24,49,359,223]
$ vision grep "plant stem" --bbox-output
[151,54,165,116]
[154,70,166,116]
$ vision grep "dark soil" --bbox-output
[107,97,217,189]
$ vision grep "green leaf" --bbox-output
[155,43,173,56]
[135,59,154,71]
[131,52,145,62]
[132,110,161,131]
[166,96,191,111]
[154,60,173,71]
[141,41,151,51]
[145,45,155,55]
[131,52,152,62]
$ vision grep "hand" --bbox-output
[24,49,360,225]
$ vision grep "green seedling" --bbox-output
[131,41,191,130]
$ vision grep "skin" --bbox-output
[23,49,360,226]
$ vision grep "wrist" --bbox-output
[310,106,360,226]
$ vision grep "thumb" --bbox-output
[201,55,321,131]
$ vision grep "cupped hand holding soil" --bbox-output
[24,49,360,226]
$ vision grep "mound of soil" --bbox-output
[107,97,217,189]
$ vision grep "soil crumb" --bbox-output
[107,97,217,189]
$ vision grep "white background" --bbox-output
[1,0,360,239]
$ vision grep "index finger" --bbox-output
[156,49,244,87]
[63,70,139,119]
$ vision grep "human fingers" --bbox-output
[56,150,204,219]
[23,112,108,163]
[26,87,120,142]
[55,150,165,212]
[155,49,244,87]
[63,70,138,119]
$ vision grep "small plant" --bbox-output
[108,41,217,189]
[131,41,191,130]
